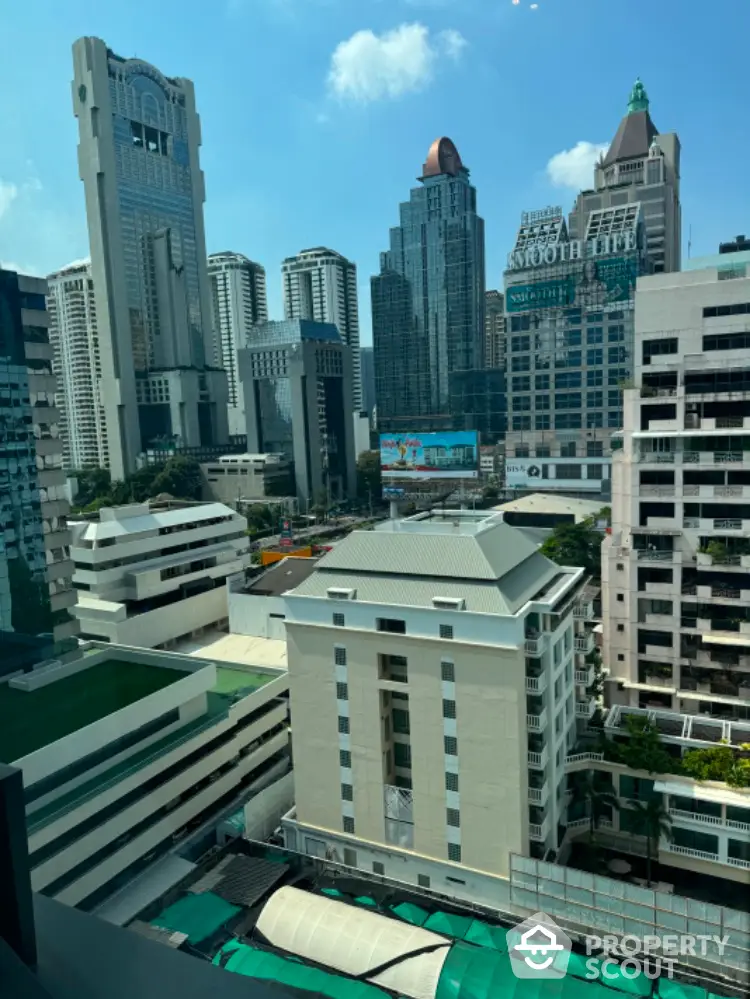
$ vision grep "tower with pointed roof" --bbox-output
[568,79,681,274]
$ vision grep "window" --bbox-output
[560,442,577,457]
[334,647,347,666]
[587,464,603,478]
[511,355,530,372]
[340,749,351,768]
[512,415,531,431]
[555,350,581,368]
[617,654,625,661]
[608,410,622,427]
[608,389,621,408]
[586,412,604,429]
[555,371,581,389]
[555,392,581,410]
[608,345,626,364]
[555,412,582,430]
[617,593,624,603]
[536,394,550,410]
[336,682,349,700]
[373,862,385,875]
[556,464,581,479]
[588,368,603,387]
[608,367,627,385]
[441,661,455,682]
[513,395,531,412]
[443,699,456,719]
[536,445,551,458]
[535,374,549,390]
[587,348,603,366]
[512,375,531,392]
[587,391,603,408]
[341,783,353,801]
[515,445,530,457]
[439,624,454,640]
[447,808,461,827]
[448,844,462,863]
[377,618,405,634]
[617,624,624,632]
[444,735,458,756]
[586,326,603,344]
[333,613,345,627]
[512,335,530,352]
[536,414,551,430]
[338,716,350,734]
[445,772,459,792]
[607,325,625,342]
[617,563,624,571]
[702,331,750,352]
[587,440,603,457]
[394,742,412,768]
[343,818,355,835]
[418,874,431,888]
[392,708,410,734]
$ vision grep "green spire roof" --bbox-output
[627,77,649,114]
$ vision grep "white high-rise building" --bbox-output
[47,260,109,471]
[72,37,228,480]
[208,252,268,435]
[282,247,361,409]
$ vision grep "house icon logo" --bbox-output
[506,912,572,980]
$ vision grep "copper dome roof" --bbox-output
[421,137,463,178]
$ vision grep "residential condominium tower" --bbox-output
[372,138,486,434]
[282,248,361,410]
[46,259,109,471]
[569,79,681,275]
[209,252,269,435]
[72,36,228,480]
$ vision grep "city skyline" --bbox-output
[0,1,747,345]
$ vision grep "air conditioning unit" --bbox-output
[326,587,357,600]
[432,596,466,611]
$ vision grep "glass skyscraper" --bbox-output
[372,138,485,433]
[72,37,228,479]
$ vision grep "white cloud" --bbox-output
[328,22,466,103]
[546,141,609,189]
[0,180,18,220]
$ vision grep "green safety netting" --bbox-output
[214,940,392,999]
[557,952,651,997]
[463,919,509,953]
[354,895,378,908]
[390,901,430,926]
[321,888,345,898]
[151,892,241,944]
[424,911,474,941]
[657,982,708,999]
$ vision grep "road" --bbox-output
[253,515,369,550]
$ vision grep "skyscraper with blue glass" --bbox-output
[72,37,228,479]
[371,138,485,434]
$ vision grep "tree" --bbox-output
[620,716,675,775]
[70,467,111,509]
[151,457,202,500]
[586,647,605,698]
[682,743,750,788]
[625,798,672,886]
[356,450,381,502]
[540,518,603,579]
[571,771,620,843]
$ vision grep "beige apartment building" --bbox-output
[281,510,593,899]
[599,244,750,881]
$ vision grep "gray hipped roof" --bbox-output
[602,109,658,166]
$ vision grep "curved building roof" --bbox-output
[421,138,463,179]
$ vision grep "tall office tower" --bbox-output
[72,37,228,480]
[503,204,648,497]
[0,269,78,668]
[208,252,268,435]
[282,509,591,889]
[359,345,376,420]
[484,290,506,368]
[598,240,750,881]
[569,79,681,275]
[282,248,361,410]
[372,138,485,434]
[47,260,109,471]
[237,319,357,504]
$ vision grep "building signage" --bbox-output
[506,256,638,314]
[380,430,479,480]
[505,458,607,491]
[507,232,637,271]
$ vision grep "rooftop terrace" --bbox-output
[0,658,185,764]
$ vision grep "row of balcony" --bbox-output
[639,516,750,533]
[669,808,750,835]
[662,843,750,870]
[638,451,750,465]
[640,484,750,499]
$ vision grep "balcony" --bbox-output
[573,599,594,620]
[565,751,604,770]
[669,808,724,829]
[527,708,548,731]
[527,746,549,769]
[528,784,549,807]
[529,815,551,842]
[714,518,745,532]
[576,698,597,719]
[644,612,676,628]
[662,842,719,864]
[574,633,594,654]
[525,634,547,656]
[526,674,548,694]
[640,485,676,497]
[637,549,675,562]
[727,857,750,870]
[575,665,594,686]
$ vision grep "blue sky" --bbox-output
[1,0,747,344]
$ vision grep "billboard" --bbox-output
[506,256,638,314]
[380,431,479,480]
[505,457,605,492]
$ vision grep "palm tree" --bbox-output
[626,799,673,886]
[571,772,620,843]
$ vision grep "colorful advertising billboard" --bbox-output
[380,431,479,480]
[506,256,638,314]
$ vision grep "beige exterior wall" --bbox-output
[287,622,527,878]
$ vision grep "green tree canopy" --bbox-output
[540,518,603,578]
[620,715,675,775]
[356,450,381,500]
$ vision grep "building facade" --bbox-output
[282,510,593,884]
[69,500,249,647]
[282,248,361,410]
[47,260,109,471]
[569,79,681,276]
[600,245,750,883]
[503,204,648,496]
[208,252,268,435]
[448,368,507,445]
[372,138,485,434]
[359,345,376,421]
[237,319,356,505]
[0,268,79,666]
[72,36,228,479]
[484,289,506,369]
[200,453,294,506]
